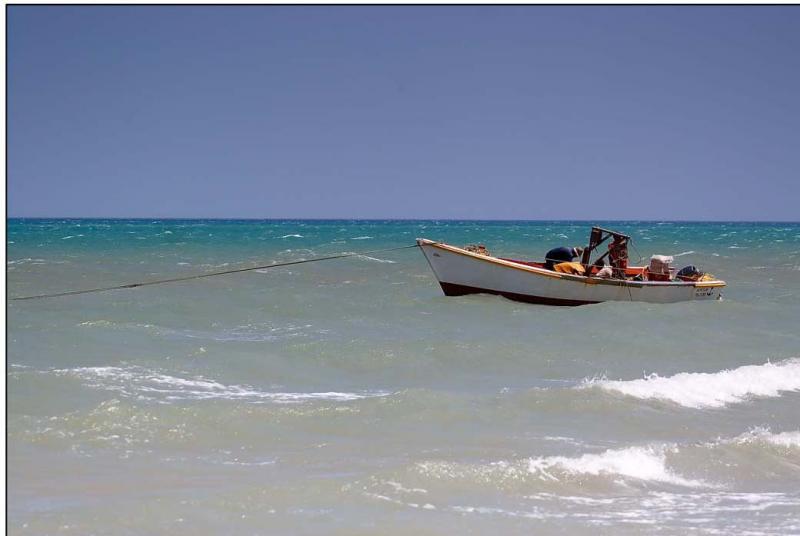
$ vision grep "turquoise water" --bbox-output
[7,219,800,534]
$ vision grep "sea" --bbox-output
[7,219,800,535]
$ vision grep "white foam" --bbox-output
[586,358,800,409]
[350,236,373,240]
[356,254,395,264]
[340,251,397,264]
[452,505,547,519]
[766,431,800,448]
[8,258,42,265]
[78,320,115,327]
[542,436,583,446]
[220,459,276,466]
[280,234,303,238]
[672,250,695,257]
[254,268,291,274]
[518,491,800,527]
[527,445,703,487]
[54,366,389,404]
[730,428,800,449]
[385,481,428,495]
[417,444,704,488]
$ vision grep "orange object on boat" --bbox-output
[554,262,586,275]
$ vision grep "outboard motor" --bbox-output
[677,265,702,281]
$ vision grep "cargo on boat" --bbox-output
[417,227,725,305]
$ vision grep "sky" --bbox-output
[7,6,800,220]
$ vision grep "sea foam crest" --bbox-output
[728,428,800,449]
[355,254,395,264]
[55,366,389,404]
[417,445,704,488]
[527,445,704,487]
[584,358,800,409]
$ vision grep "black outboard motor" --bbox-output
[677,265,702,281]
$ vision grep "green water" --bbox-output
[7,219,800,534]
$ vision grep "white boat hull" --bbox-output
[417,239,725,306]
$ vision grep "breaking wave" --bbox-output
[416,444,705,489]
[526,445,704,487]
[584,358,800,409]
[52,366,390,404]
[406,428,800,498]
[726,428,800,450]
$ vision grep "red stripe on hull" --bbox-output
[439,282,600,307]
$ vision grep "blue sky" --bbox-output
[8,6,800,220]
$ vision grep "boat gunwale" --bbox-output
[416,238,726,289]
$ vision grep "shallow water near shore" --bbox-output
[7,219,800,534]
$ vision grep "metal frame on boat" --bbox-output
[416,230,725,305]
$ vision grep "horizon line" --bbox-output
[6,216,800,224]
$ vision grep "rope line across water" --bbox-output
[9,244,420,301]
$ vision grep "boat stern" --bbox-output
[693,280,726,300]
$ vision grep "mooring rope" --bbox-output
[9,244,420,301]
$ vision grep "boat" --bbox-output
[417,227,725,305]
